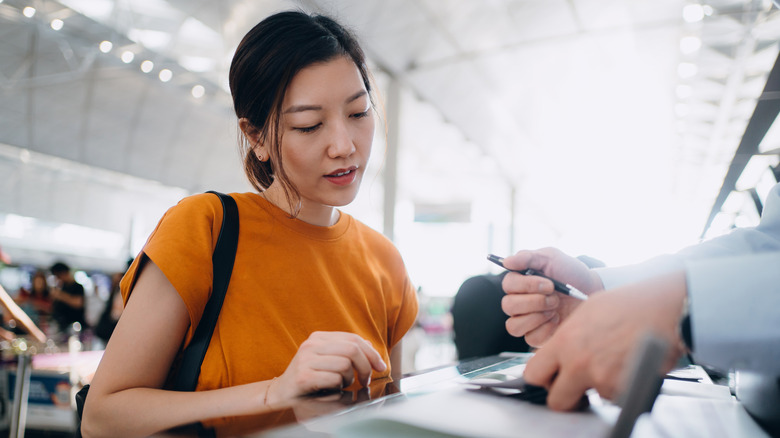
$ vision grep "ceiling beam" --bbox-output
[701,49,780,237]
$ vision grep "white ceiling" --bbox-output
[1,0,780,287]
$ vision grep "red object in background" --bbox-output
[0,244,11,264]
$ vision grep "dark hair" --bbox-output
[25,270,50,298]
[229,10,373,215]
[50,262,70,275]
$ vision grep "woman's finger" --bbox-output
[305,332,386,386]
[308,355,356,388]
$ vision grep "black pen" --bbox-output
[487,254,588,301]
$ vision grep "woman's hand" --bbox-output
[268,331,387,404]
[501,248,604,347]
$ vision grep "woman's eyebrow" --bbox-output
[283,90,367,114]
[345,90,367,104]
[284,103,321,114]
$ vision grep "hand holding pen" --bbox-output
[488,254,588,301]
[494,249,604,347]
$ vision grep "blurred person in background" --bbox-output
[15,270,53,332]
[94,259,133,344]
[50,261,87,334]
[0,248,48,343]
[452,271,530,360]
[0,283,47,343]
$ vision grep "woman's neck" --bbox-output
[261,185,340,227]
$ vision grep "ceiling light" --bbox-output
[675,103,691,117]
[158,69,172,82]
[679,36,701,54]
[127,28,171,50]
[676,84,693,99]
[140,60,154,73]
[99,41,113,53]
[721,191,747,213]
[191,85,205,98]
[682,4,704,23]
[677,63,698,79]
[178,56,216,73]
[50,19,64,31]
[22,6,36,18]
[702,5,713,16]
[120,51,134,63]
[736,155,779,191]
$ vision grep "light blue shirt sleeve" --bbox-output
[685,253,780,374]
[595,254,684,291]
[595,182,780,373]
[598,182,780,290]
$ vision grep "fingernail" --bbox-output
[543,310,555,318]
[545,295,558,308]
[378,360,387,371]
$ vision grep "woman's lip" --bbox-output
[325,165,358,177]
[324,166,359,186]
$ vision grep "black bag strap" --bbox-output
[172,191,239,391]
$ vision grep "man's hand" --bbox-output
[522,271,687,410]
[501,248,604,346]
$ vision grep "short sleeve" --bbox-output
[68,283,85,297]
[119,193,224,344]
[387,267,419,349]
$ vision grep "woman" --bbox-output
[15,270,52,331]
[82,11,418,437]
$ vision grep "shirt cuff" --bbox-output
[685,253,780,374]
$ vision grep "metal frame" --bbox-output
[702,49,780,237]
[9,354,33,438]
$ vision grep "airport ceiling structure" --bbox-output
[2,0,780,272]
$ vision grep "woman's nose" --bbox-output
[327,122,356,158]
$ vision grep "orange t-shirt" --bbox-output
[120,192,418,391]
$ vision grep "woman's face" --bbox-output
[271,56,374,213]
[33,275,46,292]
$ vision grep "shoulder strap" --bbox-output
[172,191,239,392]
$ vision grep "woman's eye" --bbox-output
[294,123,321,133]
[351,110,370,119]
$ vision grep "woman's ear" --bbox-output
[239,118,268,162]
